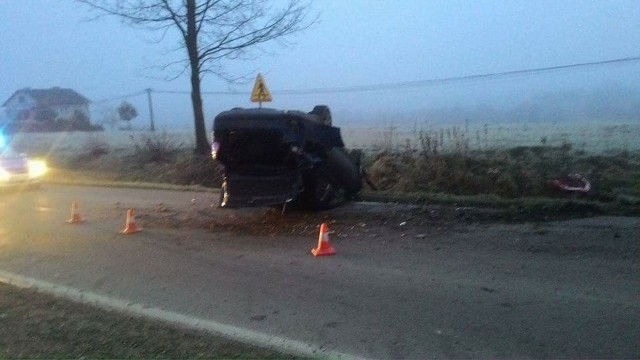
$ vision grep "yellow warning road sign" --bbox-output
[250,73,272,103]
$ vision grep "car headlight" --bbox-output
[28,160,47,178]
[0,168,10,181]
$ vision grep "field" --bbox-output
[343,121,640,154]
[10,121,640,156]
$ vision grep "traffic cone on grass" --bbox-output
[311,223,336,256]
[121,209,142,234]
[67,201,85,224]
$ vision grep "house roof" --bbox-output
[2,87,90,107]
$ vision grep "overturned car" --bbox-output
[211,106,361,210]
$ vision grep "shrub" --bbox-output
[366,154,406,191]
[361,146,640,201]
[74,135,110,162]
[132,131,182,163]
[173,154,224,187]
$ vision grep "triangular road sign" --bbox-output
[250,73,272,103]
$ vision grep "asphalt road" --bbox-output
[0,184,638,359]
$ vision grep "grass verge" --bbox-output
[40,135,639,219]
[364,146,640,201]
[0,283,299,359]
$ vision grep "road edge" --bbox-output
[0,269,362,360]
[45,179,218,193]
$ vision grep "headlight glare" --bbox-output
[28,160,47,178]
[0,168,10,181]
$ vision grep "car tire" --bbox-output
[301,166,338,210]
[309,105,332,126]
[325,147,362,198]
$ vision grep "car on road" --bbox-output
[0,133,47,188]
[211,105,362,210]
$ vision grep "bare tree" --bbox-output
[79,0,314,154]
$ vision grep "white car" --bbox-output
[0,136,47,187]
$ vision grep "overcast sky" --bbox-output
[1,0,639,128]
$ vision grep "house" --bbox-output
[2,87,91,126]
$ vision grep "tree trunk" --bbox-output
[190,70,209,155]
[187,0,210,155]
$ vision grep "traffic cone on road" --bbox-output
[121,209,142,234]
[66,201,85,224]
[311,223,336,256]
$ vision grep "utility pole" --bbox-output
[146,88,155,132]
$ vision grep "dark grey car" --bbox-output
[211,106,361,210]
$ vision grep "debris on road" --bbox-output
[552,173,592,193]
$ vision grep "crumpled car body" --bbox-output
[211,107,361,209]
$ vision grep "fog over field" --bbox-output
[87,63,640,132]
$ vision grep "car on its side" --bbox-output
[211,105,361,210]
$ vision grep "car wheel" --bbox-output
[309,105,332,126]
[301,166,339,210]
[325,148,362,198]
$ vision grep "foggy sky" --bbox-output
[1,0,639,129]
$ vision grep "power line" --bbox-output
[154,89,241,95]
[116,56,640,98]
[278,56,640,95]
[92,90,147,104]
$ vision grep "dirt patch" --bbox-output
[0,283,300,359]
[135,196,620,239]
[135,201,500,237]
[125,195,638,261]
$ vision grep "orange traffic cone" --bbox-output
[67,201,85,224]
[311,223,336,256]
[121,209,143,234]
